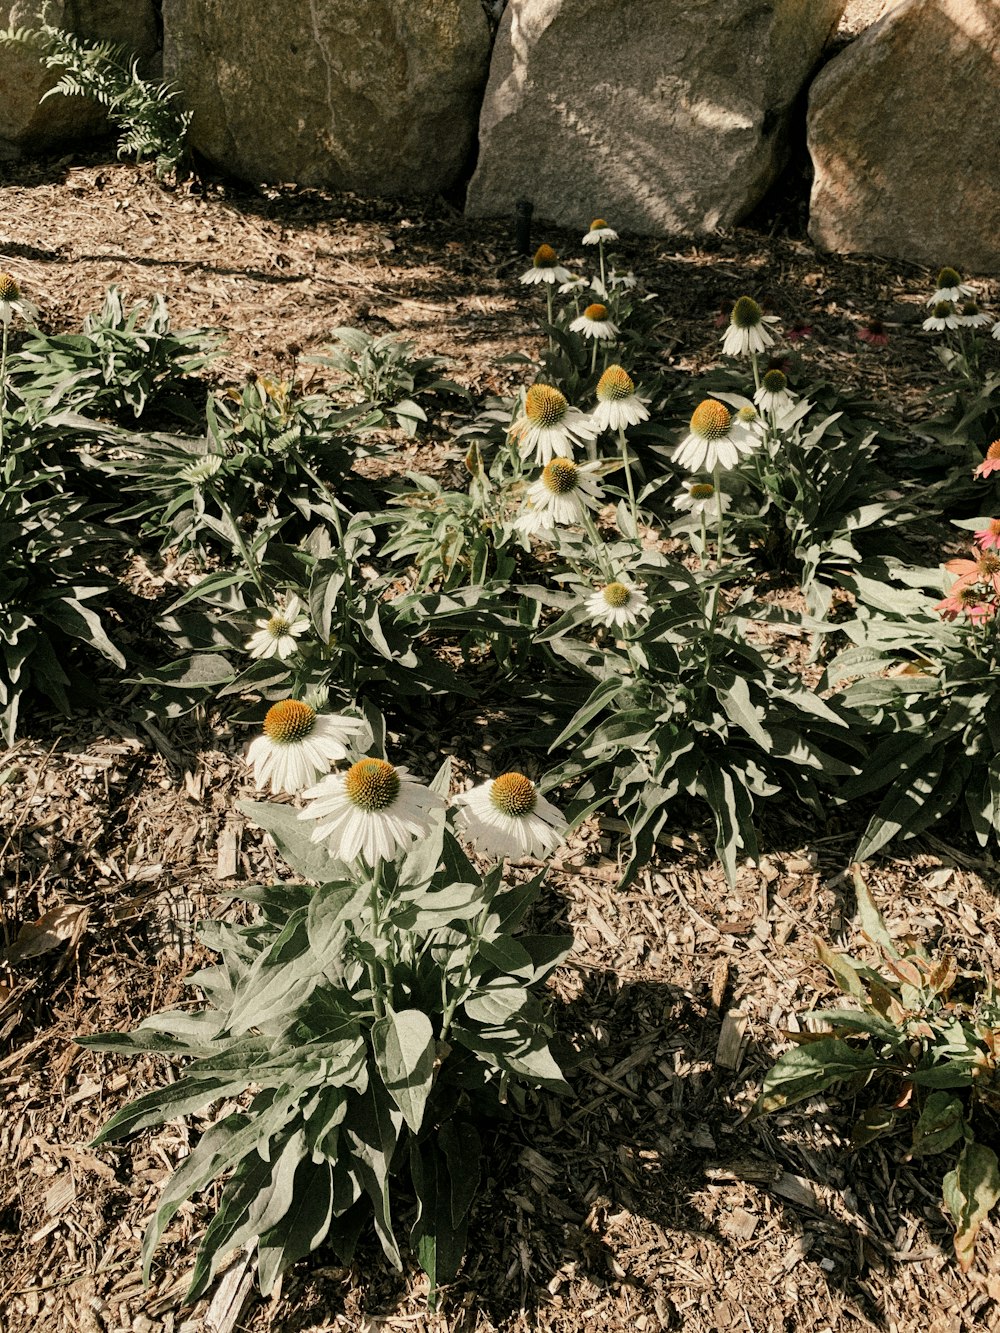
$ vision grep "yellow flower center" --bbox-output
[589,218,608,231]
[266,615,291,637]
[987,520,1000,538]
[0,273,19,301]
[344,758,400,812]
[932,301,953,319]
[937,266,961,289]
[737,405,758,423]
[957,585,983,609]
[977,552,1000,577]
[689,483,715,500]
[987,440,1000,461]
[542,458,578,494]
[490,772,537,817]
[584,303,608,322]
[690,399,731,440]
[533,244,558,268]
[524,383,568,427]
[603,581,631,608]
[263,700,316,744]
[597,365,634,401]
[731,296,763,329]
[762,369,787,393]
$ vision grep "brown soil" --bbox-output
[2,139,1000,1333]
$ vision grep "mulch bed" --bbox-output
[1,133,999,1333]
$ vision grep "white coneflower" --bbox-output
[179,454,224,487]
[453,771,567,860]
[608,270,637,291]
[246,594,310,660]
[0,272,39,327]
[927,266,974,305]
[591,364,649,433]
[520,243,572,286]
[582,218,618,246]
[246,700,368,795]
[673,399,757,473]
[585,579,650,629]
[956,300,991,328]
[508,383,597,464]
[299,757,445,865]
[558,274,590,296]
[923,300,960,332]
[753,368,796,416]
[518,457,603,536]
[569,302,619,341]
[721,296,779,357]
[672,479,731,519]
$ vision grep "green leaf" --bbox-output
[239,799,350,885]
[754,1038,881,1115]
[851,865,899,959]
[943,1141,1000,1272]
[717,674,772,750]
[548,676,625,752]
[344,1069,404,1269]
[92,1072,250,1145]
[256,1158,334,1296]
[911,1091,966,1158]
[815,939,867,1000]
[409,1138,469,1308]
[439,1119,481,1228]
[464,984,532,1027]
[372,1008,436,1133]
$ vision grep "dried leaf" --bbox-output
[3,904,89,964]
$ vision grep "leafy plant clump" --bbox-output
[81,765,571,1305]
[756,868,1000,1271]
[0,19,192,177]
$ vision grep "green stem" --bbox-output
[209,484,269,604]
[750,348,761,393]
[705,462,726,640]
[618,424,639,537]
[368,860,388,1019]
[546,285,554,353]
[598,240,607,297]
[590,338,598,377]
[0,320,8,464]
[581,506,614,581]
[441,905,489,1039]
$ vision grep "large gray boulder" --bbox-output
[0,1,160,158]
[162,0,492,194]
[466,0,847,235]
[808,0,1000,273]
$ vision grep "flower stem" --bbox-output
[750,348,761,393]
[209,484,269,604]
[546,286,554,353]
[0,320,8,464]
[581,506,615,581]
[618,424,639,537]
[598,240,607,297]
[368,859,388,1019]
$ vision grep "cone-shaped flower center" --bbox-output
[937,267,961,289]
[986,520,1000,538]
[263,700,316,744]
[533,244,558,268]
[344,758,400,811]
[525,383,568,427]
[762,369,787,393]
[266,615,291,636]
[690,399,731,439]
[583,302,608,321]
[490,772,537,817]
[737,405,758,423]
[731,296,763,329]
[0,273,19,301]
[978,552,1000,577]
[542,458,578,494]
[590,218,608,231]
[961,301,981,317]
[932,300,953,319]
[603,581,631,608]
[597,365,635,401]
[986,440,1000,461]
[957,585,983,609]
[689,482,716,500]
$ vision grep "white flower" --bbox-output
[753,368,796,417]
[299,758,445,865]
[591,364,649,433]
[956,301,991,328]
[453,772,567,860]
[927,267,974,305]
[246,701,368,794]
[246,594,310,660]
[509,383,598,464]
[721,296,779,358]
[672,480,731,519]
[0,273,39,328]
[569,302,619,341]
[520,243,572,286]
[558,274,590,296]
[179,454,224,487]
[923,300,959,331]
[517,457,603,537]
[586,579,650,629]
[673,399,758,473]
[582,218,618,246]
[607,270,637,291]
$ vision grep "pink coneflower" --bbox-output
[857,319,889,346]
[974,441,1000,480]
[974,519,1000,552]
[935,584,995,624]
[945,550,1000,596]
